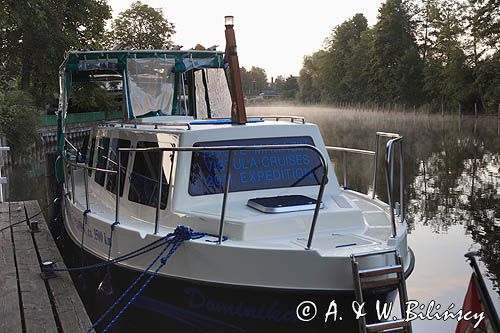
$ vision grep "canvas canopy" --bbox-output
[58,50,227,120]
[55,50,231,178]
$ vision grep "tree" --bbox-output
[322,13,371,103]
[273,75,299,99]
[421,0,475,110]
[0,0,111,105]
[110,2,175,49]
[0,90,40,155]
[368,0,424,105]
[240,66,268,96]
[463,0,500,111]
[298,51,327,103]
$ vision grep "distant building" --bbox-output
[258,90,280,99]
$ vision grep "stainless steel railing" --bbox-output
[64,144,328,250]
[326,146,375,189]
[247,115,306,124]
[326,132,404,237]
[384,135,404,236]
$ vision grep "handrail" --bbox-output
[247,115,306,124]
[64,159,118,174]
[384,136,404,237]
[99,121,192,130]
[65,144,328,249]
[326,146,375,156]
[326,146,376,189]
[326,132,404,238]
[376,131,401,138]
[65,138,79,153]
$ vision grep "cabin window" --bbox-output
[94,137,110,186]
[106,139,131,196]
[128,142,168,209]
[87,137,96,176]
[188,136,324,196]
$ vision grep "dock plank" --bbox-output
[10,201,59,333]
[0,202,23,332]
[25,200,94,333]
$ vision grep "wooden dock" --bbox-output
[0,200,94,333]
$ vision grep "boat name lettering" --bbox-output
[184,287,298,324]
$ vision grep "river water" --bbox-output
[3,106,499,332]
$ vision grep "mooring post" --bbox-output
[0,146,10,203]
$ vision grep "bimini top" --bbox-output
[57,49,231,122]
[61,50,225,76]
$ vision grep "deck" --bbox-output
[0,200,93,332]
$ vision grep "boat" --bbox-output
[55,17,415,332]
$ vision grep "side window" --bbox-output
[94,137,110,186]
[128,142,168,209]
[106,139,131,196]
[87,137,96,176]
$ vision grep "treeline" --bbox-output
[298,0,500,113]
[240,66,299,99]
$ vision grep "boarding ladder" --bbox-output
[351,249,412,333]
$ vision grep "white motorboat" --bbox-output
[56,18,414,333]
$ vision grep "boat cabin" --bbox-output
[81,118,369,241]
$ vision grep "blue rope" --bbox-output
[102,242,181,333]
[87,226,197,333]
[45,227,224,273]
[48,237,167,272]
[87,242,170,333]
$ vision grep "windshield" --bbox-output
[188,136,323,196]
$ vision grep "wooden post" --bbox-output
[497,103,500,135]
[474,103,478,118]
[224,16,247,124]
[441,97,444,118]
[459,103,461,118]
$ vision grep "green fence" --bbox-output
[41,111,123,127]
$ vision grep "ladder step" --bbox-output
[366,319,410,332]
[359,265,403,278]
[361,277,401,289]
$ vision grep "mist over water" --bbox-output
[249,105,500,332]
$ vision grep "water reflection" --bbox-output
[249,107,500,331]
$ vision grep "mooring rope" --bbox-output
[44,228,226,273]
[0,197,60,233]
[87,225,199,333]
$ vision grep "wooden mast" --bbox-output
[224,16,247,124]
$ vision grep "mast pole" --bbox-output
[224,16,247,124]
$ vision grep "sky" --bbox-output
[108,1,385,80]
